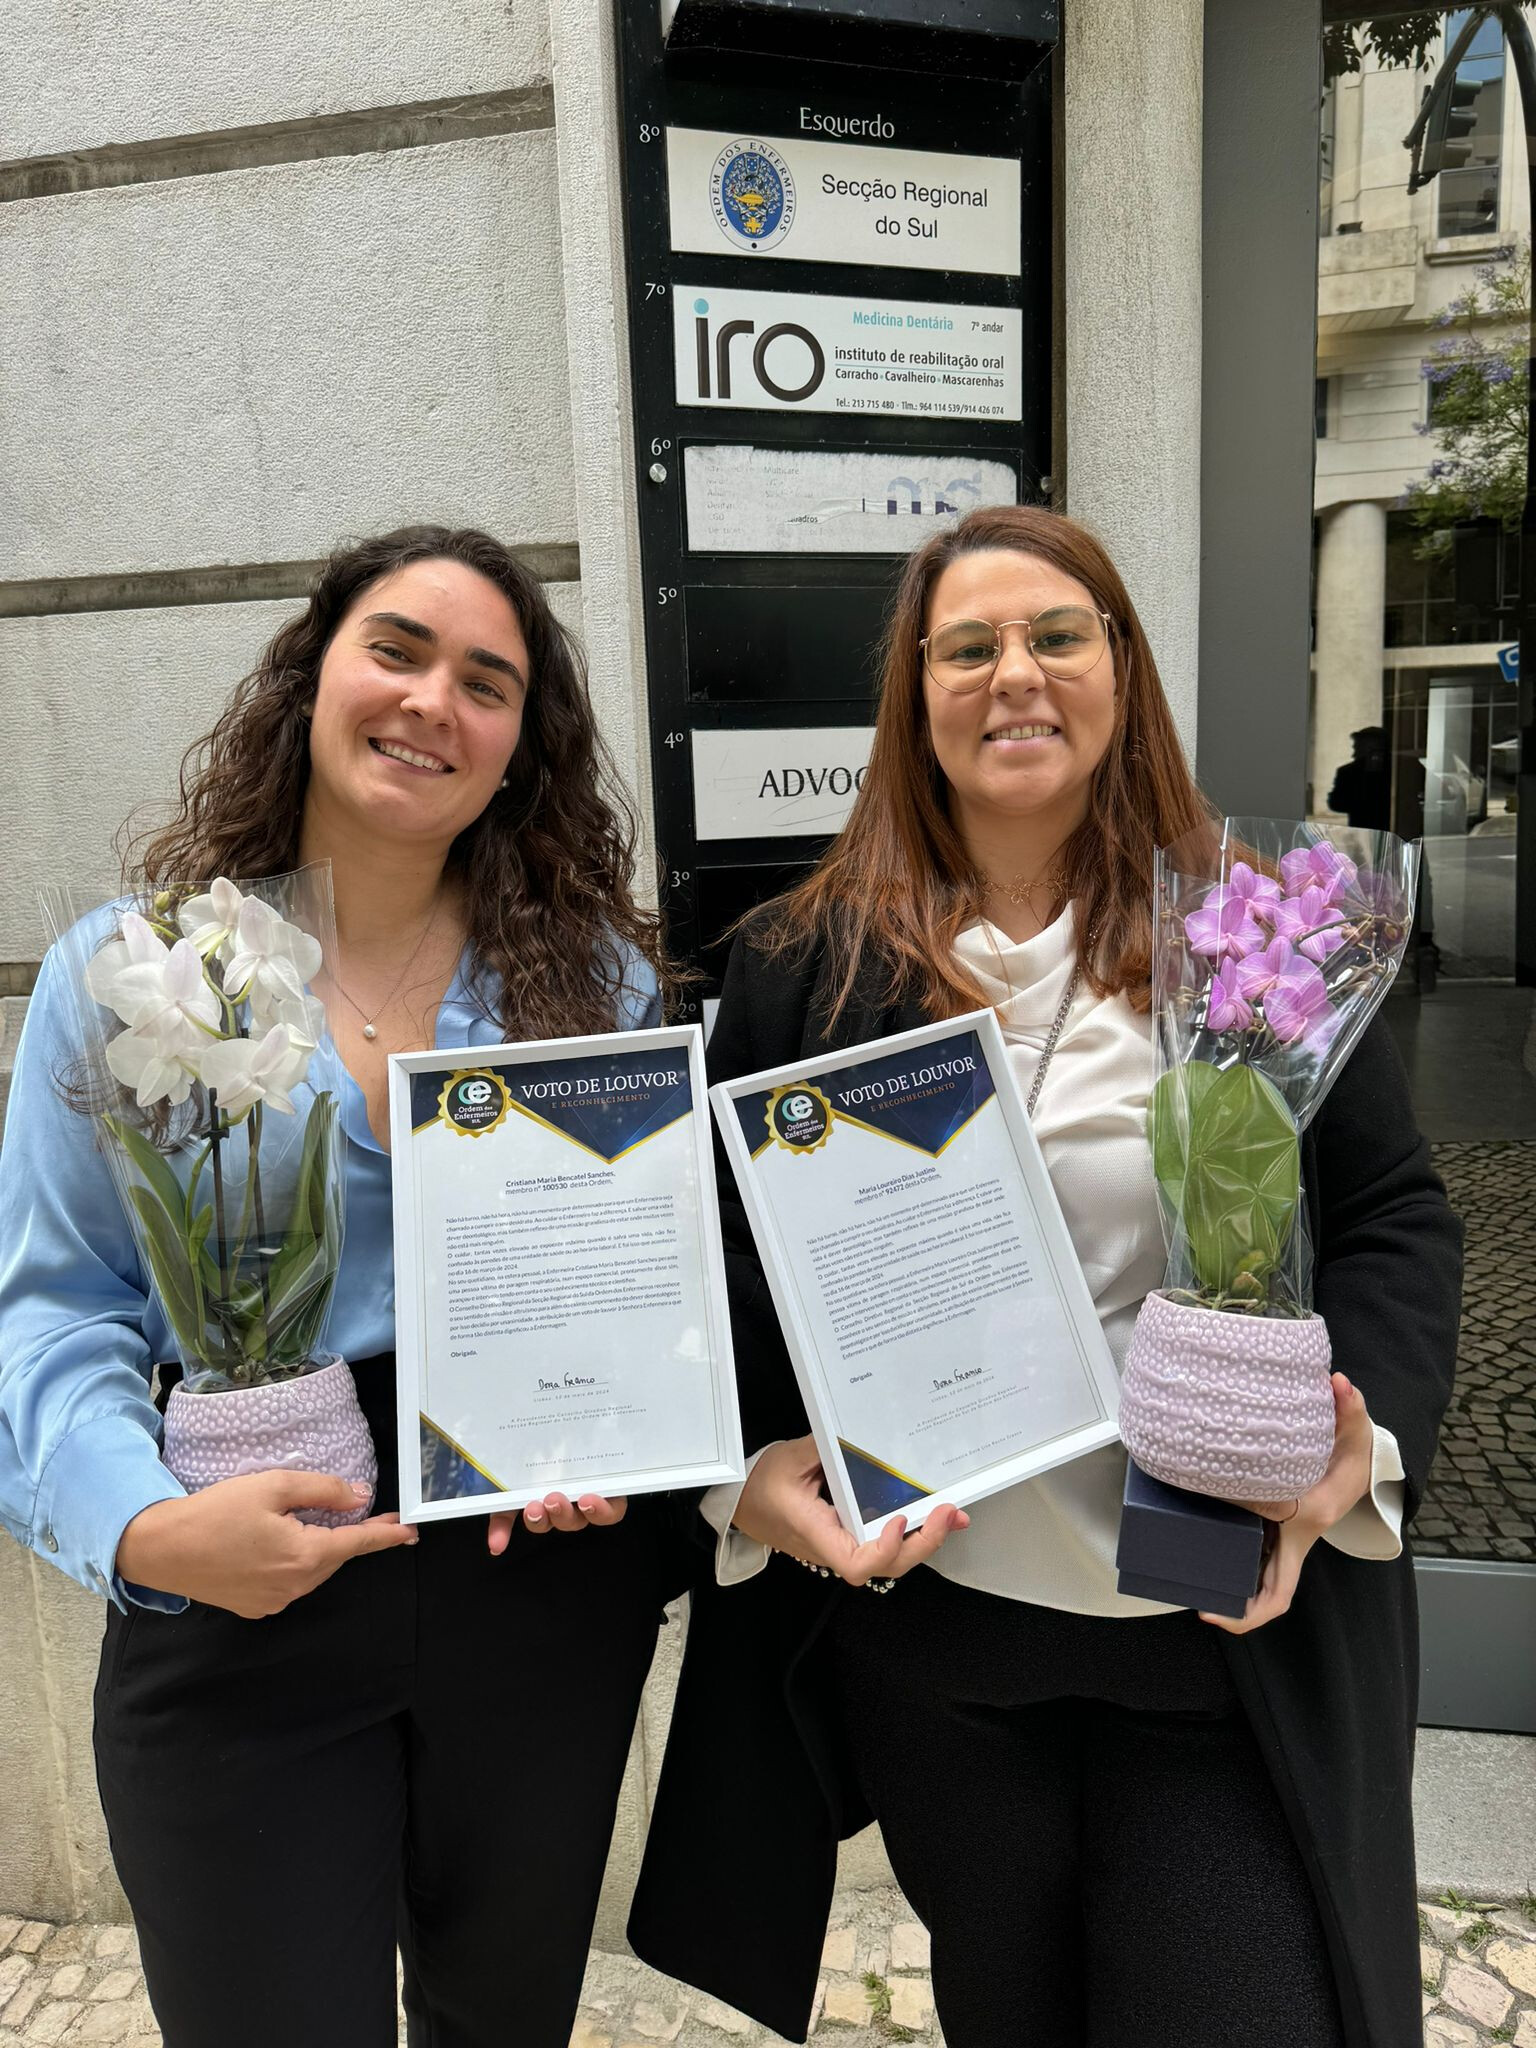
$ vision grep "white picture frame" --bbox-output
[711,1009,1120,1542]
[390,1025,743,1523]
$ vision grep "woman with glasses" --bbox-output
[629,507,1459,2048]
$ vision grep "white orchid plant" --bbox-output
[51,869,344,1392]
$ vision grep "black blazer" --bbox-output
[631,924,1462,2047]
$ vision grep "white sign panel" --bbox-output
[684,444,1018,556]
[666,127,1021,277]
[693,726,874,841]
[675,285,1021,421]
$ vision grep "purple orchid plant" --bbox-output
[1147,821,1419,1318]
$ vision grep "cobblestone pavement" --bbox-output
[4,1887,1535,2046]
[1416,1141,1536,1565]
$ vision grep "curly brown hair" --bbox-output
[131,526,676,1036]
[753,505,1213,1021]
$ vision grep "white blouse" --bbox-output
[703,907,1406,1614]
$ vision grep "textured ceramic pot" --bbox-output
[1118,1290,1335,1504]
[161,1357,376,1526]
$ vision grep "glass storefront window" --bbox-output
[1313,8,1535,1581]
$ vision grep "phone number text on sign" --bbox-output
[673,285,1023,423]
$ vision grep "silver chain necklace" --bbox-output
[330,898,443,1042]
[981,909,1082,1117]
[1025,968,1079,1117]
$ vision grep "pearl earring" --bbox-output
[499,776,509,790]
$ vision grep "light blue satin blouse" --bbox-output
[0,935,661,1611]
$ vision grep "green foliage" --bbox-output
[125,1184,204,1354]
[861,1973,916,2045]
[104,1093,341,1384]
[265,1091,342,1368]
[1461,1917,1497,1951]
[1403,246,1530,558]
[1322,14,1442,85]
[862,1973,892,2022]
[1149,1063,1301,1306]
[1439,1887,1501,1914]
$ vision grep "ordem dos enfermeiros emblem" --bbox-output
[766,1082,832,1155]
[710,139,796,254]
[438,1069,511,1138]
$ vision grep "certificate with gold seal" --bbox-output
[389,1026,742,1522]
[712,1010,1121,1543]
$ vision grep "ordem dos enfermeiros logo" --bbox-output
[438,1069,512,1138]
[710,139,797,254]
[766,1082,832,1154]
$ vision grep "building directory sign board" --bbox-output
[665,126,1022,276]
[674,284,1023,420]
[683,444,1018,555]
[614,0,1053,1006]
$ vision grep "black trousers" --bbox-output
[93,1354,676,2048]
[827,1565,1346,2048]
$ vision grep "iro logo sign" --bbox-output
[691,297,825,405]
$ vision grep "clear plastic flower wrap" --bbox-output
[1116,818,1419,1503]
[41,865,373,1520]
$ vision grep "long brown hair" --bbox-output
[753,505,1211,1020]
[131,526,676,1035]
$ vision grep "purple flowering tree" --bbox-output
[1404,242,1529,558]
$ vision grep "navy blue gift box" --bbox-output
[1115,1459,1264,1619]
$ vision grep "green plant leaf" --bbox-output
[263,1093,341,1365]
[103,1113,186,1222]
[1175,1064,1301,1295]
[126,1185,203,1354]
[1148,1062,1219,1220]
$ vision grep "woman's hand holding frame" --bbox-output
[732,1434,970,1587]
[486,1493,628,1551]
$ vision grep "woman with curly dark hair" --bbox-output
[0,526,680,2048]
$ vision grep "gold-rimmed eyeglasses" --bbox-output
[919,607,1112,692]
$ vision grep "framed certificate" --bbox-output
[390,1026,743,1522]
[712,1010,1121,1542]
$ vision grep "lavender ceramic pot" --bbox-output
[1118,1291,1335,1504]
[161,1357,376,1526]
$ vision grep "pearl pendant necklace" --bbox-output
[330,896,443,1046]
